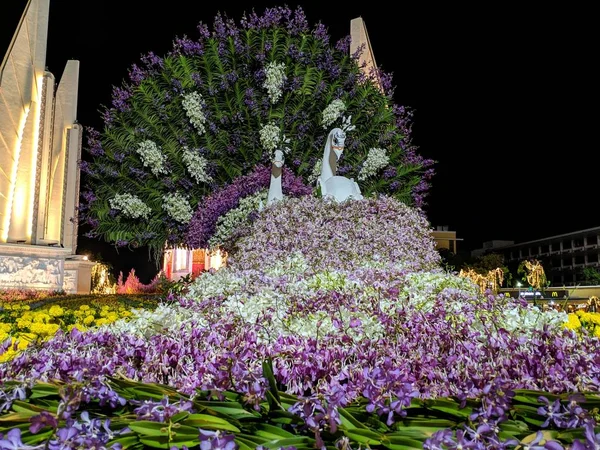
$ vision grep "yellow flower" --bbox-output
[32,313,51,323]
[83,315,95,326]
[80,305,90,311]
[0,349,17,363]
[95,318,109,327]
[48,305,64,317]
[564,313,582,331]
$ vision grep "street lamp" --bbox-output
[516,281,522,298]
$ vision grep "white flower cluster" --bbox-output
[109,193,152,219]
[263,61,287,104]
[182,91,207,135]
[259,122,290,154]
[501,305,568,335]
[162,192,193,223]
[101,303,208,339]
[358,147,390,181]
[181,148,211,184]
[136,140,167,176]
[208,190,267,249]
[398,271,479,313]
[321,99,346,128]
[308,159,322,184]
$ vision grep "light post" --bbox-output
[516,281,522,299]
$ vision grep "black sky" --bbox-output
[2,1,597,280]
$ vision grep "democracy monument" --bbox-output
[0,0,93,293]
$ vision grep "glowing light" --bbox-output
[458,267,504,294]
[523,259,547,291]
[2,104,31,242]
[82,255,88,261]
[26,75,44,240]
[209,248,228,271]
[175,248,188,271]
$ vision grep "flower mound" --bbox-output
[228,195,441,273]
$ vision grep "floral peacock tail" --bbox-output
[77,6,434,258]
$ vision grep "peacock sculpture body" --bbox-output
[78,6,434,259]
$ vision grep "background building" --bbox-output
[478,227,600,286]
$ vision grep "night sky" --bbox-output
[2,1,596,281]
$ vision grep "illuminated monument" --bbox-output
[0,0,93,292]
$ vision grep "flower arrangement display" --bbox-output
[78,5,434,258]
[5,5,600,450]
[3,196,600,449]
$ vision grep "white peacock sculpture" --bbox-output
[267,149,285,206]
[317,128,363,202]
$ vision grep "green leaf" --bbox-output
[107,434,142,448]
[170,411,190,423]
[260,436,314,449]
[139,435,199,449]
[128,421,170,436]
[425,399,471,419]
[30,382,60,398]
[267,410,303,425]
[345,428,383,445]
[10,401,48,414]
[0,411,39,422]
[262,358,282,411]
[182,414,240,432]
[254,423,296,439]
[381,442,424,450]
[338,407,369,430]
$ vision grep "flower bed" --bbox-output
[1,196,599,449]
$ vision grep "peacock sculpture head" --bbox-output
[78,6,435,260]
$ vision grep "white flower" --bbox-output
[259,122,281,152]
[321,99,346,128]
[136,140,167,176]
[182,91,207,135]
[263,61,287,104]
[109,193,152,219]
[209,190,268,249]
[358,147,390,181]
[162,192,193,223]
[181,148,212,184]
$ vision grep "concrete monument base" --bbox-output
[0,244,93,294]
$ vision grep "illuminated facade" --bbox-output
[0,0,93,293]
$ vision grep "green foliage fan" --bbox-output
[79,6,434,259]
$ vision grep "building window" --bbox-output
[175,248,188,271]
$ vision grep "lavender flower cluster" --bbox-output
[228,195,441,273]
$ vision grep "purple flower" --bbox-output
[29,411,58,434]
[199,429,237,450]
[0,428,45,449]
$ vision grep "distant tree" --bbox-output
[437,248,471,273]
[466,253,513,287]
[517,259,549,291]
[582,267,600,285]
